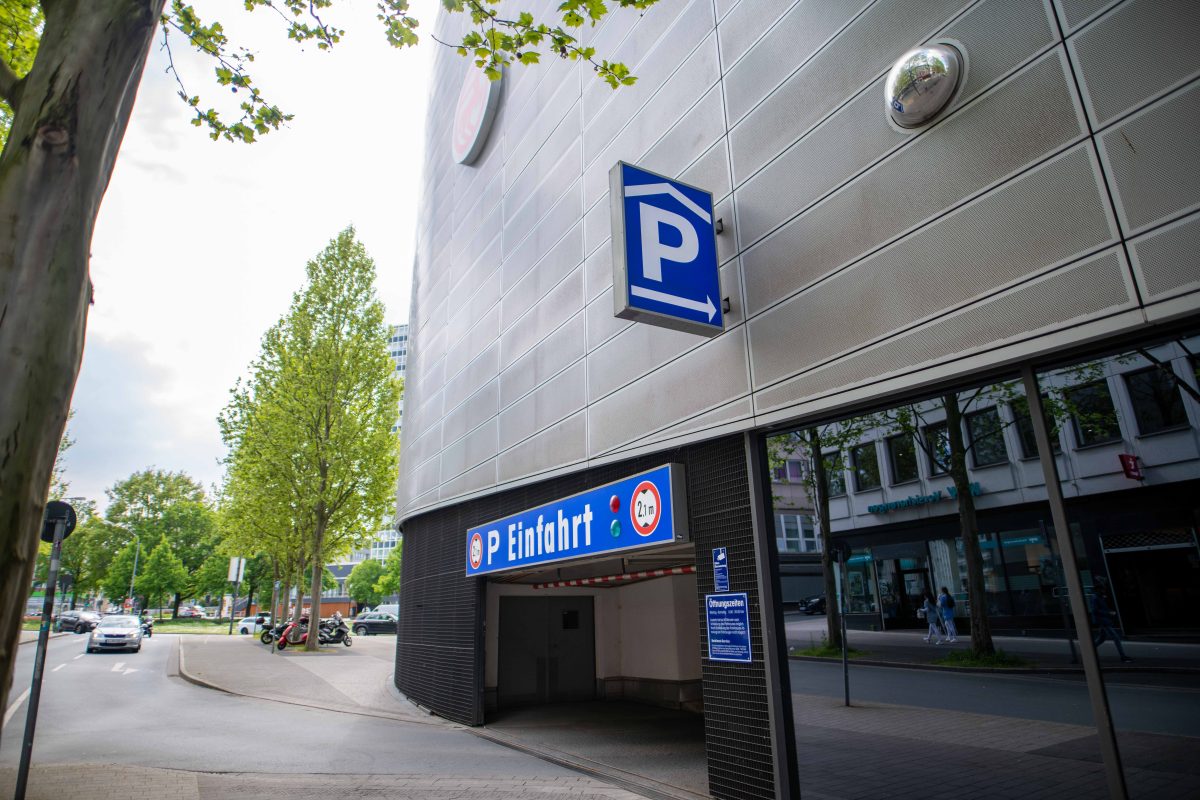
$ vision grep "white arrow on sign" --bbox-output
[630,285,717,321]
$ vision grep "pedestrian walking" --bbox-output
[1091,583,1133,663]
[921,590,944,644]
[938,586,958,643]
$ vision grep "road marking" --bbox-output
[112,662,125,672]
[123,668,139,675]
[52,664,65,672]
[3,688,30,729]
[73,654,83,660]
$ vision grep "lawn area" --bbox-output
[146,618,237,635]
[933,648,1034,669]
[22,620,41,631]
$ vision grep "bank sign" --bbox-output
[465,464,688,576]
[610,162,722,337]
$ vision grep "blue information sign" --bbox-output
[712,547,729,593]
[465,464,688,576]
[610,161,723,337]
[706,592,751,663]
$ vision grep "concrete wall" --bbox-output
[399,0,1200,522]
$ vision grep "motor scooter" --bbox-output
[140,614,153,638]
[275,616,309,650]
[321,613,353,647]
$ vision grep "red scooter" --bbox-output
[275,616,309,650]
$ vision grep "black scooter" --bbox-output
[140,617,153,638]
[319,615,352,647]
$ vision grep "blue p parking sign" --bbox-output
[610,162,723,337]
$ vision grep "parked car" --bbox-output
[798,595,827,615]
[177,606,206,618]
[54,609,102,634]
[237,615,270,635]
[351,612,398,636]
[86,614,143,653]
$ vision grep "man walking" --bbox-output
[1091,582,1133,663]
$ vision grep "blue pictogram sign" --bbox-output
[713,547,729,593]
[610,161,723,337]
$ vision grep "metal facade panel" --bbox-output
[1098,81,1200,234]
[1068,0,1200,127]
[728,0,967,184]
[749,144,1115,388]
[755,248,1136,414]
[742,50,1083,315]
[498,311,586,410]
[1129,212,1200,303]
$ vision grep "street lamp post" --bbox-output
[127,535,141,613]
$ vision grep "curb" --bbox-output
[18,631,69,646]
[788,653,1200,675]
[173,637,447,728]
[466,725,709,800]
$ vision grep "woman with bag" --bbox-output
[921,589,945,644]
[938,586,958,643]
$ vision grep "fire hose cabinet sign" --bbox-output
[706,592,751,663]
[610,161,723,337]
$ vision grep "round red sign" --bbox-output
[629,481,662,537]
[451,67,502,165]
[468,532,484,570]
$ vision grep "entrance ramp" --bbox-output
[478,700,708,800]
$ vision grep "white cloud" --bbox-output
[69,0,439,509]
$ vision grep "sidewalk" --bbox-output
[786,614,1200,674]
[18,631,69,645]
[176,634,437,726]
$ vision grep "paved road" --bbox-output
[790,658,1200,737]
[0,634,619,782]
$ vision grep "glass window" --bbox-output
[1125,367,1187,435]
[845,550,878,614]
[1067,381,1121,446]
[924,422,950,475]
[995,528,1062,617]
[887,434,918,483]
[775,514,820,553]
[772,459,805,483]
[851,443,881,491]
[966,408,1007,467]
[823,452,846,497]
[1013,396,1061,458]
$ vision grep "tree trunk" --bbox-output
[305,520,327,651]
[943,393,995,656]
[0,1,165,718]
[808,429,842,650]
[172,592,182,619]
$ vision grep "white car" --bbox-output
[237,616,270,635]
[86,615,143,653]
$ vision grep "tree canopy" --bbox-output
[219,227,399,647]
[347,558,384,608]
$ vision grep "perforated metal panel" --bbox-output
[397,436,781,799]
[749,145,1114,389]
[755,248,1134,413]
[742,50,1083,315]
[1102,530,1196,550]
[1067,0,1200,127]
[1099,81,1200,234]
[1130,211,1200,302]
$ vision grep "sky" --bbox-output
[63,0,439,509]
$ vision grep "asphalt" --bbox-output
[6,626,1200,799]
[0,632,645,800]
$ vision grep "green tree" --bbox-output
[105,470,215,615]
[136,538,189,618]
[374,540,403,599]
[192,551,233,603]
[0,0,654,714]
[101,542,139,608]
[220,228,400,649]
[347,559,384,609]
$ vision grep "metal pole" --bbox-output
[15,519,66,800]
[270,580,280,653]
[839,555,849,707]
[1021,365,1127,799]
[128,536,140,612]
[227,579,241,636]
[1042,519,1079,664]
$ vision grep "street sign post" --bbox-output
[610,161,723,337]
[16,501,77,800]
[227,557,245,636]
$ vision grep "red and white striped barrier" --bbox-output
[533,564,695,590]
